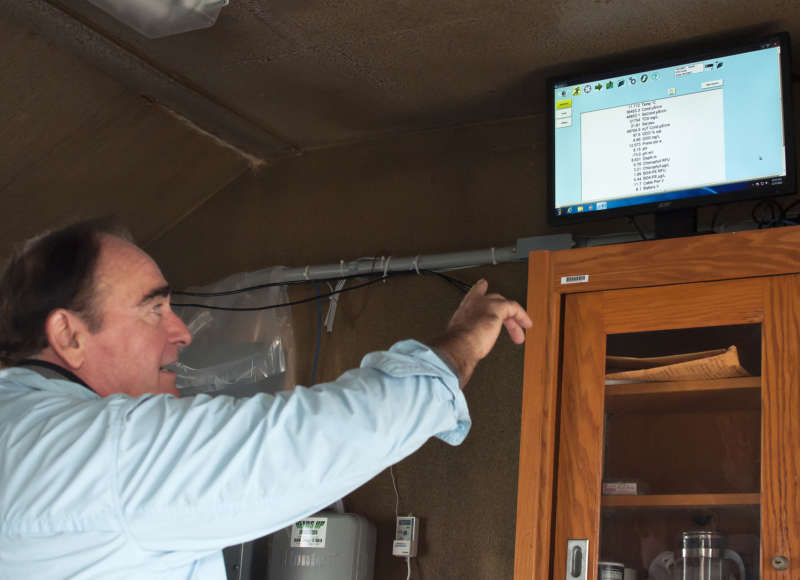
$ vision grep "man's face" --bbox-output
[80,235,192,397]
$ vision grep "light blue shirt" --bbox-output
[0,340,470,579]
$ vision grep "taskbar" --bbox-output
[554,176,783,217]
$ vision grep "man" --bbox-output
[0,219,532,579]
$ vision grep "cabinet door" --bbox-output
[551,276,800,580]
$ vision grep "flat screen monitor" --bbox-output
[548,32,795,234]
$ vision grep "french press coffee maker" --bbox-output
[648,531,746,580]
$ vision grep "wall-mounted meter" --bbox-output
[392,516,419,558]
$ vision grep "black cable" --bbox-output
[310,281,322,385]
[421,269,471,294]
[710,205,724,233]
[627,216,648,241]
[172,268,475,312]
[782,199,800,222]
[174,267,472,299]
[172,276,386,311]
[751,199,782,229]
[172,271,376,297]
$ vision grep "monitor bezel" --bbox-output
[546,31,796,227]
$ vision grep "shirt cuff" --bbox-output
[361,339,471,446]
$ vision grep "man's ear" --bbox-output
[44,309,88,370]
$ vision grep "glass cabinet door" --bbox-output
[601,321,761,580]
[551,276,800,580]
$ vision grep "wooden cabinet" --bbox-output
[513,226,800,580]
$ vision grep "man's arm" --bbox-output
[114,342,469,550]
[430,279,532,387]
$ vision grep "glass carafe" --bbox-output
[649,532,746,580]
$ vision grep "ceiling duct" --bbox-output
[87,0,228,38]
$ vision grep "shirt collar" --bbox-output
[17,359,96,393]
[0,366,100,400]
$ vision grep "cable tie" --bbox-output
[325,279,346,333]
[303,266,310,281]
[382,256,392,282]
[490,247,497,265]
[412,256,421,276]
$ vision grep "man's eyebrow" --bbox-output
[137,285,171,306]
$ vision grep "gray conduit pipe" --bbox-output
[274,234,575,284]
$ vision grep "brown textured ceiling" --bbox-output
[0,11,251,257]
[19,1,800,156]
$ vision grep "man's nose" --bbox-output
[167,311,193,347]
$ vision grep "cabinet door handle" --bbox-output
[571,545,582,577]
[566,539,589,580]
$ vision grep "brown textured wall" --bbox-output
[147,116,557,286]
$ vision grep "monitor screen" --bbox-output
[548,32,795,227]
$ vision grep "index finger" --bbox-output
[499,299,532,344]
[503,318,527,344]
[502,299,532,328]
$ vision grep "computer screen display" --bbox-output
[548,32,795,225]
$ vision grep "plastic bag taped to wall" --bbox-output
[173,267,295,398]
[87,0,229,39]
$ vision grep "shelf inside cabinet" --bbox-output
[605,376,761,413]
[602,493,760,509]
[599,501,761,577]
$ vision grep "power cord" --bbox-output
[752,199,782,228]
[310,281,322,385]
[710,204,725,233]
[172,275,387,311]
[627,216,648,241]
[172,271,381,298]
[171,270,470,312]
[751,198,799,229]
[390,467,412,580]
[420,269,471,293]
[390,466,401,519]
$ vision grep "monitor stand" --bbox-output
[653,208,699,239]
